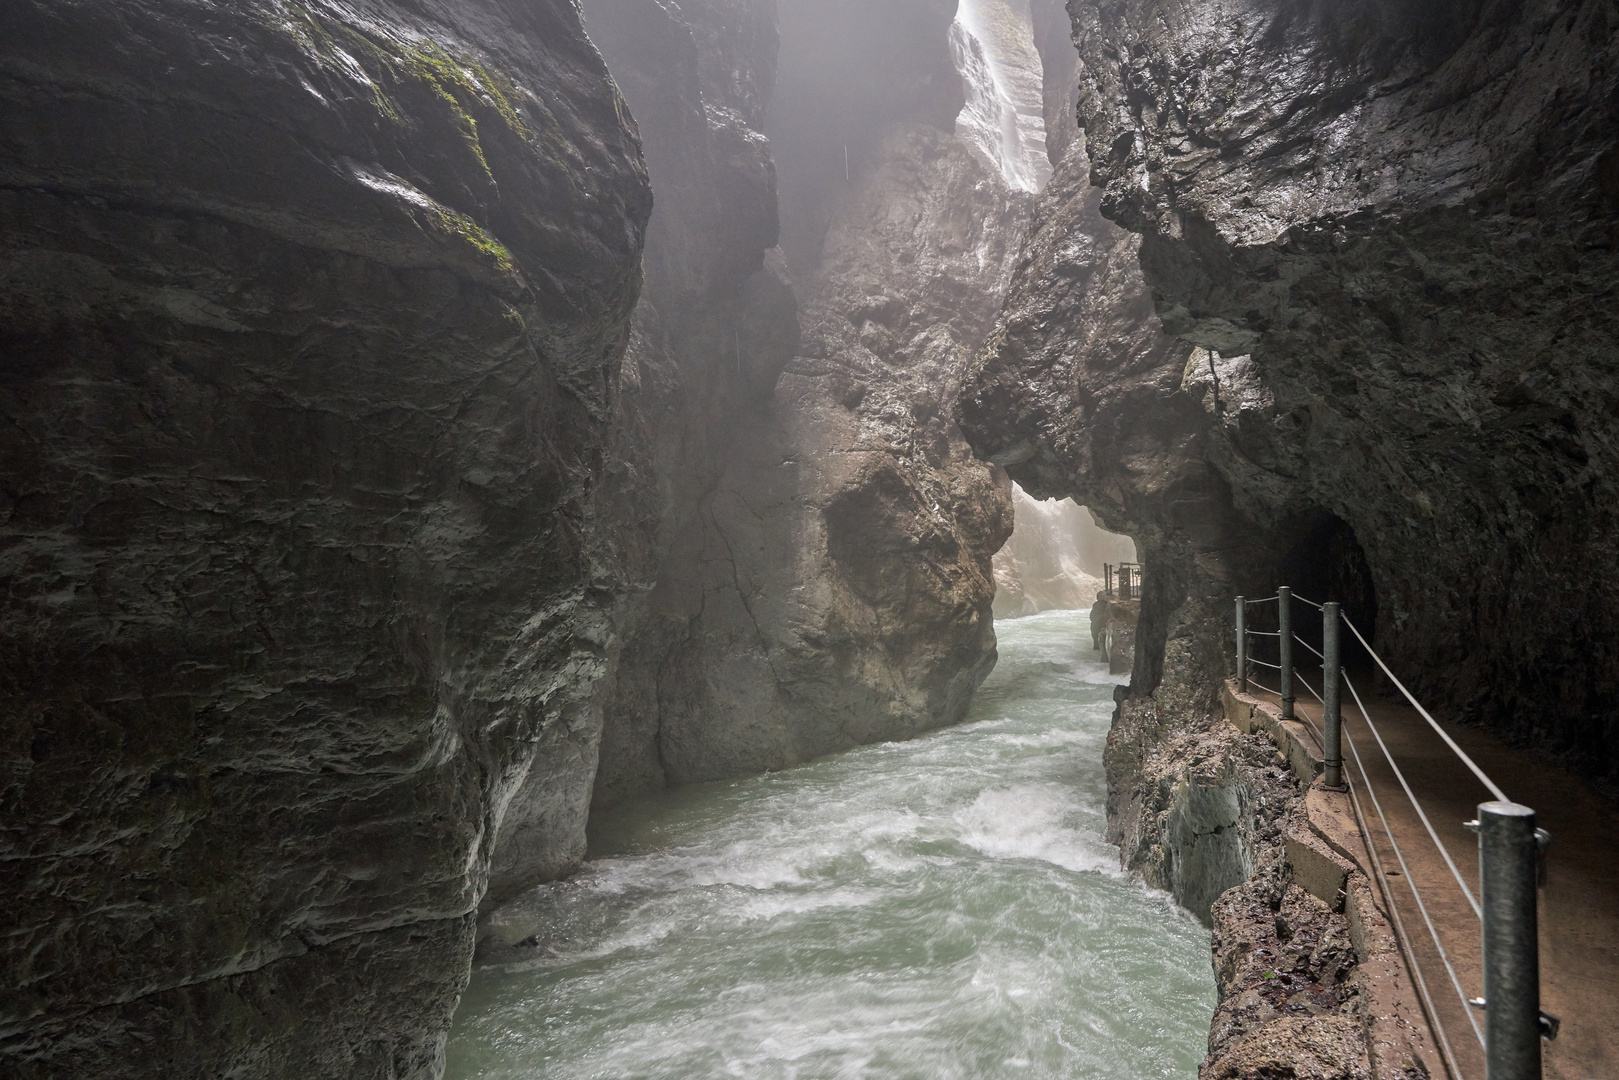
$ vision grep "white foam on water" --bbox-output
[952,782,1120,876]
[448,610,1213,1080]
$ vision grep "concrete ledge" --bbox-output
[1285,824,1354,911]
[1222,680,1323,786]
[1223,679,1447,1080]
[1346,874,1448,1080]
[1306,785,1369,876]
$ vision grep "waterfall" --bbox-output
[950,0,1051,193]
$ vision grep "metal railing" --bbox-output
[1102,561,1142,601]
[1235,590,1554,1080]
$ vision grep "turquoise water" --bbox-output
[446,609,1213,1079]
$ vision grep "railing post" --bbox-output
[1322,601,1343,789]
[1278,586,1294,720]
[1478,801,1542,1080]
[1235,597,1247,693]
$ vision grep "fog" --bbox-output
[994,483,1138,619]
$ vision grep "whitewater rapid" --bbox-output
[446,609,1214,1078]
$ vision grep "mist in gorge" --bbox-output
[993,485,1135,619]
[4,0,1616,1077]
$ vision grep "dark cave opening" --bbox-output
[1275,510,1378,663]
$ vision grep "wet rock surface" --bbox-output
[615,120,1022,788]
[585,0,1025,804]
[520,0,801,851]
[1105,702,1295,924]
[1097,665,1407,1076]
[0,0,648,1074]
[957,131,1253,705]
[1061,0,1619,780]
[1106,692,1391,1078]
[1206,882,1370,1080]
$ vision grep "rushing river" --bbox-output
[446,609,1214,1079]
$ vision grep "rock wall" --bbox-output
[962,1,1619,1072]
[1028,0,1080,165]
[959,129,1249,708]
[587,0,1026,805]
[1068,0,1618,781]
[768,0,966,275]
[502,0,800,878]
[0,1,649,1075]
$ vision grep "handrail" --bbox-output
[1342,714,1487,1050]
[1337,614,1508,804]
[1295,671,1324,706]
[1232,586,1547,1078]
[1341,736,1470,1080]
[1343,673,1482,918]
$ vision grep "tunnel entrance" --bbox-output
[1275,510,1378,660]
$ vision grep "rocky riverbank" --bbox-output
[1107,676,1442,1079]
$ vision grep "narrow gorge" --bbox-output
[3,0,1615,1078]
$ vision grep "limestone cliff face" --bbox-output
[769,0,965,273]
[490,0,801,871]
[967,0,1619,782]
[1084,0,1619,777]
[585,0,1022,802]
[960,137,1253,710]
[644,122,1020,782]
[1029,0,1081,165]
[0,1,649,1075]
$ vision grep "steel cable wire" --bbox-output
[1339,613,1508,803]
[1292,633,1325,661]
[1294,671,1325,706]
[1340,673,1482,918]
[1340,688,1486,1050]
[1337,739,1470,1080]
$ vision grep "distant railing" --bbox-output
[1236,588,1555,1080]
[1102,562,1143,601]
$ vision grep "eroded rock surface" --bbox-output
[953,4,1595,1073]
[1206,881,1371,1080]
[1066,0,1619,779]
[0,1,649,1074]
[617,122,1021,788]
[1106,702,1290,923]
[585,0,1024,803]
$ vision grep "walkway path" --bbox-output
[1243,675,1618,1080]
